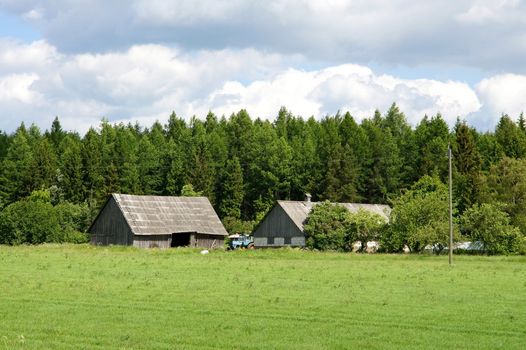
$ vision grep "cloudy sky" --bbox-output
[0,0,525,133]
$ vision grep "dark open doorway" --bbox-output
[171,233,191,247]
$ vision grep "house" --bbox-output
[252,198,390,248]
[89,194,227,248]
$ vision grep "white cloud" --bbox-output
[474,74,526,128]
[0,39,524,134]
[0,73,41,103]
[196,64,481,126]
[0,39,59,72]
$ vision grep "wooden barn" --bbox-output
[89,194,227,248]
[253,198,391,248]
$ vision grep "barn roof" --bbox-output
[276,200,391,232]
[111,194,227,236]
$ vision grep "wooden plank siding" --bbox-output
[191,234,225,249]
[133,235,171,248]
[253,205,305,248]
[90,197,133,246]
[132,234,224,249]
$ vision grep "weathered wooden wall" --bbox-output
[191,234,225,249]
[253,205,305,247]
[133,235,171,248]
[131,234,223,249]
[90,197,133,245]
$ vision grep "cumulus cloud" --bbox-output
[2,1,526,72]
[0,73,41,103]
[473,74,526,129]
[0,40,504,134]
[197,64,481,126]
[0,40,303,132]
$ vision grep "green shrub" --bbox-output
[0,190,92,245]
[385,176,460,253]
[461,203,524,254]
[304,201,354,251]
[0,198,60,245]
[222,216,255,235]
[348,209,387,252]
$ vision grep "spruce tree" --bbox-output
[165,139,185,196]
[48,116,65,150]
[219,156,244,219]
[453,120,482,213]
[495,114,526,158]
[58,135,84,203]
[137,135,162,195]
[31,138,58,190]
[0,126,34,204]
[82,128,105,205]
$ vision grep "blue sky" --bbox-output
[0,11,39,41]
[0,0,525,133]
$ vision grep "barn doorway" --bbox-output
[171,233,191,247]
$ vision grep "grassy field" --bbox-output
[0,245,524,349]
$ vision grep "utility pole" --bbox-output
[448,142,453,266]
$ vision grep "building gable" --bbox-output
[253,203,304,246]
[89,195,133,245]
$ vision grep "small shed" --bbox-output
[253,200,391,248]
[89,194,227,248]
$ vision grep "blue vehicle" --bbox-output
[228,234,254,250]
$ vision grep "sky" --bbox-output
[0,0,526,134]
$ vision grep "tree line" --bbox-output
[1,104,526,250]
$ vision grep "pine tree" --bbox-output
[165,139,185,195]
[339,112,370,197]
[382,103,415,188]
[137,135,162,195]
[339,143,361,202]
[82,128,105,205]
[323,143,342,201]
[518,112,526,132]
[0,127,34,204]
[362,119,401,202]
[453,120,482,213]
[414,114,450,181]
[31,138,58,190]
[219,156,244,219]
[495,114,526,158]
[205,113,228,205]
[0,131,10,159]
[115,126,140,194]
[48,116,66,150]
[188,119,215,200]
[58,135,84,203]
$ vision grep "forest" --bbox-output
[1,103,526,252]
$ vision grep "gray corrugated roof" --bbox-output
[113,194,227,236]
[277,200,391,232]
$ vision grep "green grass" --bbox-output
[0,245,525,349]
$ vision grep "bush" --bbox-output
[461,203,524,254]
[348,209,387,252]
[385,176,460,253]
[304,201,354,251]
[0,190,91,245]
[0,199,60,245]
[222,216,255,235]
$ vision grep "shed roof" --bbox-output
[276,200,391,232]
[112,194,227,236]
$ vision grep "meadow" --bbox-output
[0,245,524,349]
